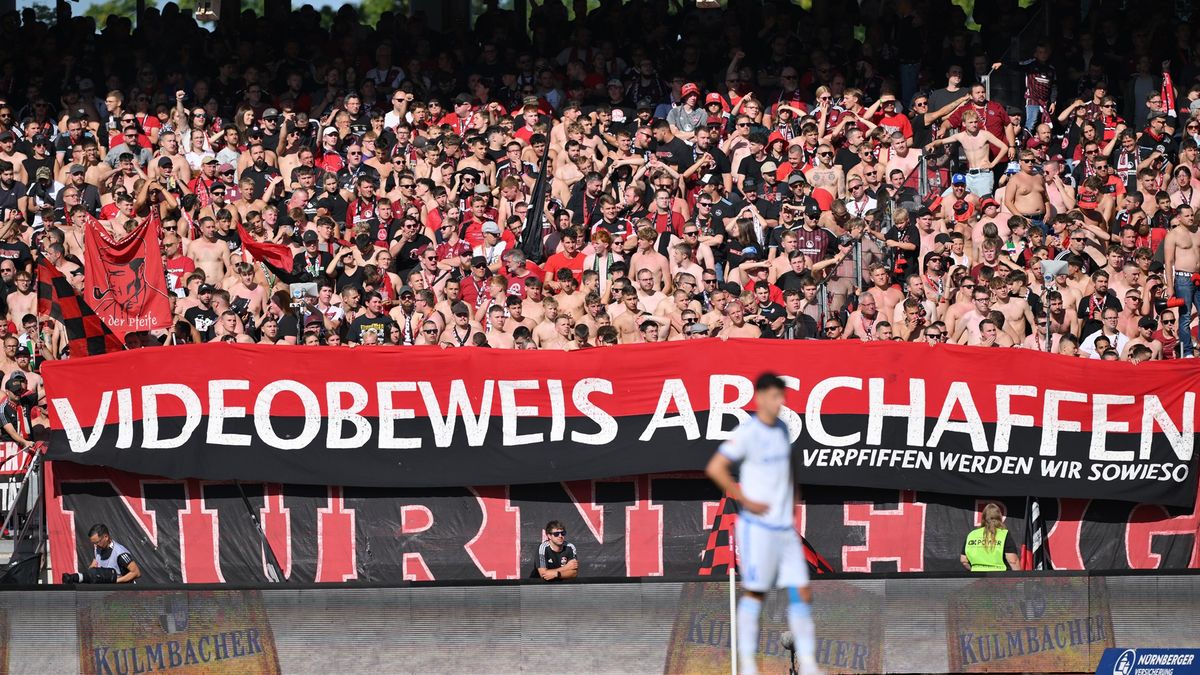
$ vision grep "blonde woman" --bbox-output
[960,503,1021,572]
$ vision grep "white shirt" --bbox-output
[718,415,794,528]
[1080,328,1128,358]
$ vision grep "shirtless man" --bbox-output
[884,132,921,183]
[925,110,1008,197]
[1164,204,1200,356]
[719,300,762,338]
[522,281,547,325]
[226,262,267,322]
[628,227,672,292]
[990,277,1034,343]
[634,268,668,314]
[45,242,84,293]
[532,298,562,348]
[441,302,484,348]
[1122,317,1164,360]
[6,272,35,327]
[189,218,234,284]
[669,243,704,282]
[843,292,883,340]
[701,290,729,334]
[505,295,537,332]
[953,287,993,344]
[610,289,645,344]
[1116,289,1144,337]
[864,264,903,321]
[541,314,577,350]
[804,144,845,199]
[1045,291,1080,339]
[555,272,587,320]
[577,293,609,334]
[1003,150,1050,234]
[483,304,515,349]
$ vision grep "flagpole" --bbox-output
[728,497,738,675]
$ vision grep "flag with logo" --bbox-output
[37,259,124,357]
[83,213,171,337]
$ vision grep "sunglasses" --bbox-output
[549,531,566,537]
[925,333,942,339]
[423,329,438,335]
[684,231,698,236]
[1163,319,1177,325]
[736,122,750,128]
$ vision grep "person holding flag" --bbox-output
[705,372,821,675]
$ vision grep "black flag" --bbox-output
[519,144,552,263]
[1021,496,1054,571]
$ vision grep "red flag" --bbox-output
[36,259,124,356]
[236,221,295,273]
[83,214,171,338]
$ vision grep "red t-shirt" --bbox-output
[165,255,195,296]
[543,251,585,285]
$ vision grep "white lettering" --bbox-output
[142,384,202,449]
[206,380,251,446]
[571,379,617,445]
[1090,394,1135,462]
[1039,389,1088,457]
[805,376,862,446]
[1140,393,1195,461]
[994,385,1037,454]
[51,391,113,453]
[639,378,699,441]
[377,382,419,449]
[253,380,320,450]
[326,382,372,449]
[925,382,988,453]
[500,380,542,446]
[419,380,493,447]
[866,377,925,446]
[706,375,752,441]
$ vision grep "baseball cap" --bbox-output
[158,156,173,168]
[323,126,339,137]
[262,107,280,119]
[681,83,700,98]
[1138,316,1158,329]
[198,283,216,294]
[452,302,470,316]
[686,322,710,335]
[454,93,473,106]
[35,166,51,180]
[916,206,934,218]
[606,78,623,88]
[68,164,85,175]
[934,233,953,244]
[5,374,25,394]
[31,135,49,146]
[1149,111,1168,121]
[705,93,724,105]
[742,178,759,192]
[471,255,488,268]
[201,155,218,165]
[951,173,967,186]
[481,221,501,235]
[217,163,234,173]
[637,98,654,111]
[398,286,415,297]
[14,346,29,358]
[759,161,778,175]
[302,230,319,244]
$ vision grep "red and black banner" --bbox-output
[37,259,125,357]
[83,214,171,337]
[42,341,1199,505]
[45,463,1200,583]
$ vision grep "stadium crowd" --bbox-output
[0,0,1196,362]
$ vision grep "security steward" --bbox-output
[532,519,578,581]
[960,503,1021,572]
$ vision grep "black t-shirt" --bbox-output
[775,270,807,293]
[530,540,578,579]
[277,313,301,340]
[654,137,693,170]
[346,312,394,343]
[885,223,922,278]
[293,249,334,282]
[758,301,785,323]
[0,240,33,272]
[2,400,29,442]
[184,306,218,340]
[392,234,432,277]
[835,147,861,174]
[736,155,766,184]
[241,164,281,201]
